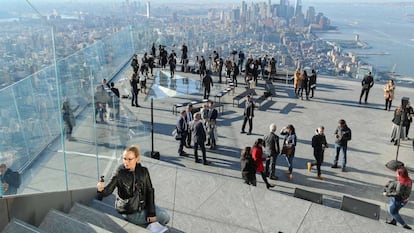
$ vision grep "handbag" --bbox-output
[115,172,143,214]
[115,193,142,214]
[282,145,293,156]
[172,128,182,140]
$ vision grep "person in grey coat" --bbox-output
[190,112,210,165]
[264,123,280,180]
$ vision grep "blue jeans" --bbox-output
[285,154,295,174]
[389,197,408,226]
[333,144,347,168]
[125,205,170,226]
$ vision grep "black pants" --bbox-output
[131,91,138,106]
[300,86,309,99]
[232,74,238,86]
[218,68,223,83]
[260,172,270,187]
[241,116,253,133]
[310,87,315,97]
[186,130,192,147]
[194,141,207,162]
[311,151,324,176]
[204,88,211,100]
[385,98,392,110]
[178,132,187,155]
[360,88,370,103]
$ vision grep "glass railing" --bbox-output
[0,25,154,195]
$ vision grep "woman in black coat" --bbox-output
[97,145,170,226]
[241,146,256,186]
[300,70,310,100]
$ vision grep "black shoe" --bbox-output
[203,161,211,165]
[269,175,279,180]
[386,219,397,225]
[341,167,346,172]
[403,224,412,230]
[266,184,275,189]
[331,164,339,168]
[136,105,141,107]
[240,131,246,134]
[195,159,202,163]
[247,132,252,135]
[179,152,188,157]
[390,138,395,143]
[206,143,211,146]
[131,104,135,106]
[394,141,398,146]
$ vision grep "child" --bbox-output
[241,146,256,186]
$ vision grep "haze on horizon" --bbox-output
[2,0,397,4]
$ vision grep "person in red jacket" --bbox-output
[251,138,275,189]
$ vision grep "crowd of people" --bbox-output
[175,100,219,165]
[93,43,414,229]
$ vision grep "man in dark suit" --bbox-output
[202,71,213,100]
[191,112,209,165]
[206,101,218,149]
[241,95,255,135]
[359,71,374,104]
[176,110,188,156]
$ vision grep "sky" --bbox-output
[3,0,397,3]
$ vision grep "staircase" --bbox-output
[1,189,151,233]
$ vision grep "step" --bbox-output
[38,209,111,233]
[69,203,150,233]
[88,198,124,219]
[2,218,46,233]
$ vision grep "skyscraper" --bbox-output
[295,0,302,16]
[267,0,271,18]
[146,1,150,19]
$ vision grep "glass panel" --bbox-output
[0,0,154,196]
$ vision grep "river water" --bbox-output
[307,2,414,82]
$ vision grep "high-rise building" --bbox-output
[146,1,150,19]
[294,0,302,16]
[305,6,315,25]
[241,1,247,22]
[267,0,272,18]
[231,7,240,23]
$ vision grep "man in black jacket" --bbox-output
[97,145,170,226]
[359,71,374,104]
[331,119,352,172]
[176,110,188,156]
[308,126,328,179]
[206,101,218,149]
[241,95,255,135]
[264,123,280,180]
[0,164,21,195]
